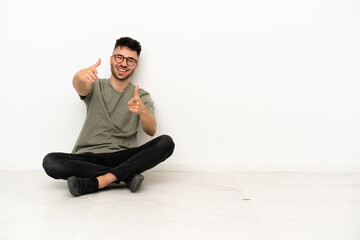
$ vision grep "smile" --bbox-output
[117,67,127,73]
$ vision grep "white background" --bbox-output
[0,0,359,171]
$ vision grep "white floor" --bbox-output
[0,171,360,240]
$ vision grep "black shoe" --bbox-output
[67,176,99,197]
[124,174,144,193]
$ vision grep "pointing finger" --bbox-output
[128,98,135,105]
[89,71,98,81]
[86,76,95,83]
[128,98,139,105]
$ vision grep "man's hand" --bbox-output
[73,59,101,96]
[76,59,101,84]
[128,86,146,115]
[128,85,157,136]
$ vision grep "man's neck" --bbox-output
[110,76,130,92]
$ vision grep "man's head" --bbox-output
[111,37,142,82]
[114,37,141,57]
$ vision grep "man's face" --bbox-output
[110,46,139,82]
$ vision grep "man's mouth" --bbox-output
[116,67,128,73]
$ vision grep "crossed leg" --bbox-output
[43,135,175,194]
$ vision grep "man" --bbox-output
[43,37,175,197]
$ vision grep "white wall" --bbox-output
[0,0,359,171]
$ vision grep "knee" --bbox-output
[158,135,175,155]
[42,153,62,179]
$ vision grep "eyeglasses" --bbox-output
[112,54,138,66]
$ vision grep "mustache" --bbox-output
[114,64,128,69]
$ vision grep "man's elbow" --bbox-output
[148,129,156,137]
[146,127,156,137]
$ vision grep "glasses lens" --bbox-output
[114,55,124,63]
[127,59,136,66]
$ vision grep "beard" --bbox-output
[111,62,135,82]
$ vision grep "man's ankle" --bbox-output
[97,173,117,189]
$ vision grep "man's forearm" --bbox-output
[139,110,157,136]
[73,74,92,96]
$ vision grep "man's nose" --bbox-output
[120,61,127,68]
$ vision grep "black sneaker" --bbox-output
[124,174,144,193]
[67,176,99,197]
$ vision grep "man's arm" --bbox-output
[139,108,157,136]
[128,86,157,136]
[73,59,101,96]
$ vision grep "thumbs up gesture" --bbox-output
[128,85,146,115]
[76,58,101,83]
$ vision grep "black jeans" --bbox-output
[43,135,175,182]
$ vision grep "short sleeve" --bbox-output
[139,89,155,116]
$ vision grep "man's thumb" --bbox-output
[91,58,101,70]
[134,85,140,98]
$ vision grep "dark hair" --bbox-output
[114,37,142,57]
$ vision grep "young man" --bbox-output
[43,37,175,197]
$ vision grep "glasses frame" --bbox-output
[112,54,138,66]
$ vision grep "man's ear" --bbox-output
[134,62,139,71]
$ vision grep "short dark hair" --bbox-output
[114,37,142,57]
